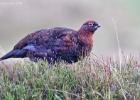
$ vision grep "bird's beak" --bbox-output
[94,25,101,29]
[97,25,101,28]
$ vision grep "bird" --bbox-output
[0,20,100,64]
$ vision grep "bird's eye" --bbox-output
[88,23,93,26]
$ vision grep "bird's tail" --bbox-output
[0,49,27,61]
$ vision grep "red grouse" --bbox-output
[0,21,100,64]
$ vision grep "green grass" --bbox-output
[0,55,140,100]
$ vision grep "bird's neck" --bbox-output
[78,29,93,44]
[78,29,94,52]
[76,29,94,57]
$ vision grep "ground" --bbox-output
[0,54,140,100]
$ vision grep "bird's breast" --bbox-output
[78,34,93,56]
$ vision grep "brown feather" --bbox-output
[0,21,100,64]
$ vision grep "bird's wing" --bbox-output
[28,31,78,56]
[49,32,78,54]
[13,29,52,50]
[13,28,78,51]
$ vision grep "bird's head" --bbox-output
[80,20,100,33]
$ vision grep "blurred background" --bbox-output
[0,0,140,56]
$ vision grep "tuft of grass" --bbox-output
[0,55,140,100]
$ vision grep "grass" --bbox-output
[0,54,140,100]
